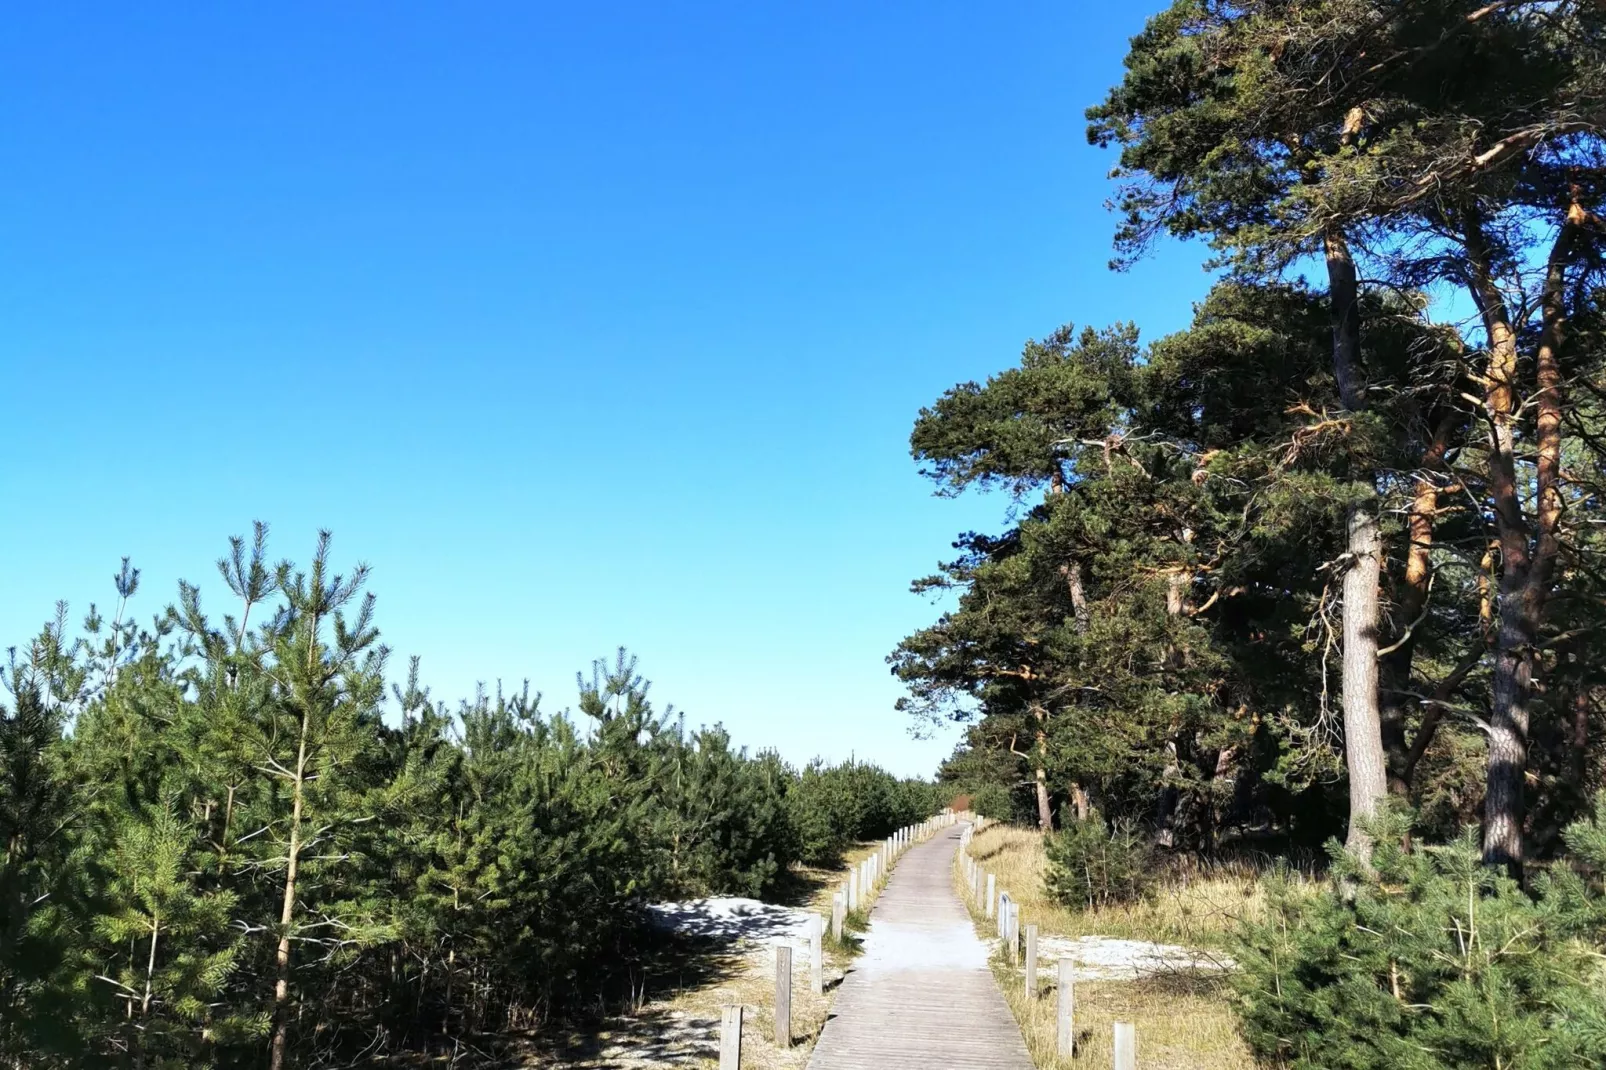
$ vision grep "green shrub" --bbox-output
[969,782,1016,822]
[1042,809,1153,909]
[1232,806,1606,1069]
[786,760,939,866]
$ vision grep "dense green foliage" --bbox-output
[1042,810,1154,910]
[893,2,1606,1061]
[900,0,1606,865]
[1234,806,1606,1068]
[0,531,937,1068]
[787,760,942,867]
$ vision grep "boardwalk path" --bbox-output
[807,823,1032,1070]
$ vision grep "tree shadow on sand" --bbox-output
[512,930,748,1067]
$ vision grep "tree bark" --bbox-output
[269,714,309,1070]
[1462,206,1578,873]
[1573,692,1590,793]
[1155,568,1190,845]
[1380,416,1454,793]
[1058,559,1094,828]
[1324,225,1390,856]
[1065,563,1090,634]
[1032,705,1054,833]
[1069,783,1091,822]
[1154,738,1182,848]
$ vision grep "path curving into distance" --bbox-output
[807,822,1033,1070]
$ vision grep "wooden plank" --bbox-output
[720,1004,743,1070]
[1057,959,1075,1057]
[1114,1021,1136,1070]
[775,945,792,1048]
[806,821,1032,1070]
[1025,924,1038,997]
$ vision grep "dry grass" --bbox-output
[959,824,1269,1070]
[997,968,1253,1070]
[964,824,1277,950]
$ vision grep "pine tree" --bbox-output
[0,678,80,1065]
[91,801,247,1067]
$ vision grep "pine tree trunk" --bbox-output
[1033,752,1053,833]
[1324,225,1389,856]
[1154,738,1182,848]
[1065,562,1090,634]
[1069,783,1090,822]
[1380,419,1452,794]
[1464,206,1578,873]
[269,713,310,1070]
[1573,692,1590,792]
[1156,569,1189,846]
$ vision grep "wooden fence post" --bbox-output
[719,1004,743,1070]
[848,870,858,911]
[774,945,792,1048]
[1025,924,1038,997]
[985,873,996,918]
[831,892,845,940]
[808,914,823,995]
[1113,1022,1135,1070]
[1057,959,1075,1056]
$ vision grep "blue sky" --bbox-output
[1,1,1212,777]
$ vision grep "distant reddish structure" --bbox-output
[949,793,973,813]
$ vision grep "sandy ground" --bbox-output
[527,897,837,1068]
[646,897,821,963]
[1007,935,1235,981]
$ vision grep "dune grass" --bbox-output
[963,823,1283,950]
[996,968,1253,1070]
[959,823,1271,1069]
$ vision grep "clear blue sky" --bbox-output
[1,1,1210,778]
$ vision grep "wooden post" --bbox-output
[808,914,823,995]
[719,1004,743,1070]
[774,945,792,1048]
[985,873,996,918]
[848,870,858,910]
[831,892,845,940]
[1057,959,1075,1057]
[1113,1022,1135,1070]
[1025,924,1038,997]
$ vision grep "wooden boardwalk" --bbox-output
[807,823,1033,1070]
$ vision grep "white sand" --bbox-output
[1022,935,1235,981]
[646,896,820,963]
